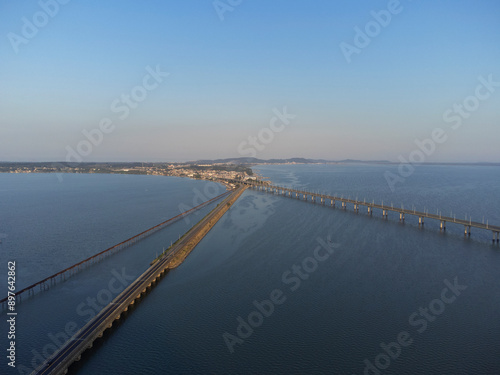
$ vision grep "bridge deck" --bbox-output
[1,190,231,309]
[32,185,247,375]
[248,183,500,236]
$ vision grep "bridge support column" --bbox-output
[368,206,372,215]
[331,199,335,207]
[400,213,405,221]
[464,225,471,237]
[419,216,424,226]
[354,204,358,213]
[342,201,346,210]
[383,209,387,219]
[440,221,446,231]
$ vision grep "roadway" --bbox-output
[33,185,247,375]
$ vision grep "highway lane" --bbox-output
[33,186,245,375]
[35,256,168,374]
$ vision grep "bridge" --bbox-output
[241,181,500,243]
[1,190,232,310]
[32,185,247,375]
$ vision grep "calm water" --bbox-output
[0,173,227,374]
[2,165,500,374]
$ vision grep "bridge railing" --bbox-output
[242,181,500,240]
[1,190,232,308]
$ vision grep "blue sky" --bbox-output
[1,0,499,162]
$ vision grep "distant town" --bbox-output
[0,161,261,185]
[1,158,497,185]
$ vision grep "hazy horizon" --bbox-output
[2,157,500,166]
[1,1,499,163]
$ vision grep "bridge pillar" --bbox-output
[312,196,315,203]
[320,197,324,205]
[342,201,346,210]
[419,216,424,226]
[368,206,372,215]
[464,225,471,237]
[400,213,405,221]
[353,204,358,212]
[440,221,446,231]
[383,209,387,218]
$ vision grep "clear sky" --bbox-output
[1,0,499,162]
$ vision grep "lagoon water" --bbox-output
[2,164,500,374]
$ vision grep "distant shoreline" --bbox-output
[1,159,499,168]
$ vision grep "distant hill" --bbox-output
[186,157,391,165]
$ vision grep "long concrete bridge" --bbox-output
[242,181,500,243]
[32,185,247,375]
[0,190,232,310]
